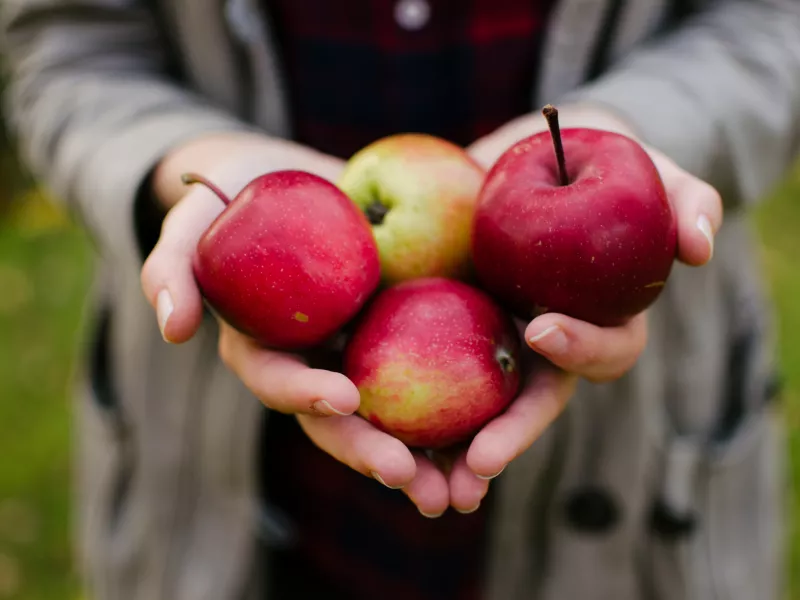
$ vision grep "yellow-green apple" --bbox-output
[185,170,381,350]
[471,105,678,326]
[337,134,485,285]
[343,277,521,450]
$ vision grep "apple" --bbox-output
[471,105,677,327]
[184,170,381,350]
[337,133,485,285]
[343,277,521,450]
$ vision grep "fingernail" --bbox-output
[157,289,174,342]
[312,399,350,416]
[371,471,404,490]
[527,325,567,355]
[477,464,506,480]
[697,214,714,260]
[456,503,481,515]
[419,509,445,519]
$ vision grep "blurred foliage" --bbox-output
[0,118,797,600]
[0,71,92,599]
[751,163,800,599]
[0,196,93,600]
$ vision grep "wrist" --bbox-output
[469,103,641,169]
[151,132,343,210]
[151,131,267,210]
[554,102,640,139]
[506,103,638,141]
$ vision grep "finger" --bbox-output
[650,151,723,267]
[218,322,360,416]
[670,175,722,266]
[467,124,530,171]
[140,189,225,343]
[467,364,577,479]
[467,137,502,171]
[297,412,417,489]
[448,453,489,514]
[401,452,451,518]
[524,312,648,383]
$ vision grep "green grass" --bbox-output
[0,192,93,600]
[0,168,797,599]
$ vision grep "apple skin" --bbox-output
[343,277,521,450]
[192,170,381,350]
[338,134,486,285]
[471,128,678,327]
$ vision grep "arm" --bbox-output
[562,0,800,207]
[0,0,448,515]
[0,0,257,262]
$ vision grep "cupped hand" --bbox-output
[437,103,724,513]
[468,103,722,266]
[139,105,724,518]
[138,131,435,513]
[140,131,346,345]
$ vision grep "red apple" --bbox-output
[343,277,521,450]
[185,170,381,350]
[337,134,485,285]
[471,105,677,326]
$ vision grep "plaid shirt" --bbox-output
[265,0,556,159]
[261,1,555,598]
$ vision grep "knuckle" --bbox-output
[701,179,721,200]
[160,204,183,234]
[584,354,635,384]
[576,341,603,370]
[384,436,409,460]
[139,257,154,291]
[139,232,175,292]
[701,182,723,211]
[589,366,626,384]
[342,443,366,474]
[139,253,164,300]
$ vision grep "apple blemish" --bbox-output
[185,169,380,349]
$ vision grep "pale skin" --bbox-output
[140,103,723,517]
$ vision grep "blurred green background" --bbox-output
[0,117,798,599]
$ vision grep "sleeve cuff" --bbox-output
[132,165,165,264]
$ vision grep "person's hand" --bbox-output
[139,133,365,413]
[468,102,720,266]
[138,132,423,510]
[431,103,723,514]
[140,131,346,344]
[139,105,723,519]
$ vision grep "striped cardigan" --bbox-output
[1,0,798,598]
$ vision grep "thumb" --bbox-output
[140,187,226,343]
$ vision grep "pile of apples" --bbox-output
[187,105,677,450]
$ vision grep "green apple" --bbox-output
[338,133,486,285]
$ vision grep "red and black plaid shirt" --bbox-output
[261,1,555,598]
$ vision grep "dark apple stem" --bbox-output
[181,172,231,206]
[365,198,389,226]
[542,104,569,186]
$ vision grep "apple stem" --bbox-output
[542,104,569,186]
[365,198,390,226]
[181,172,232,206]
